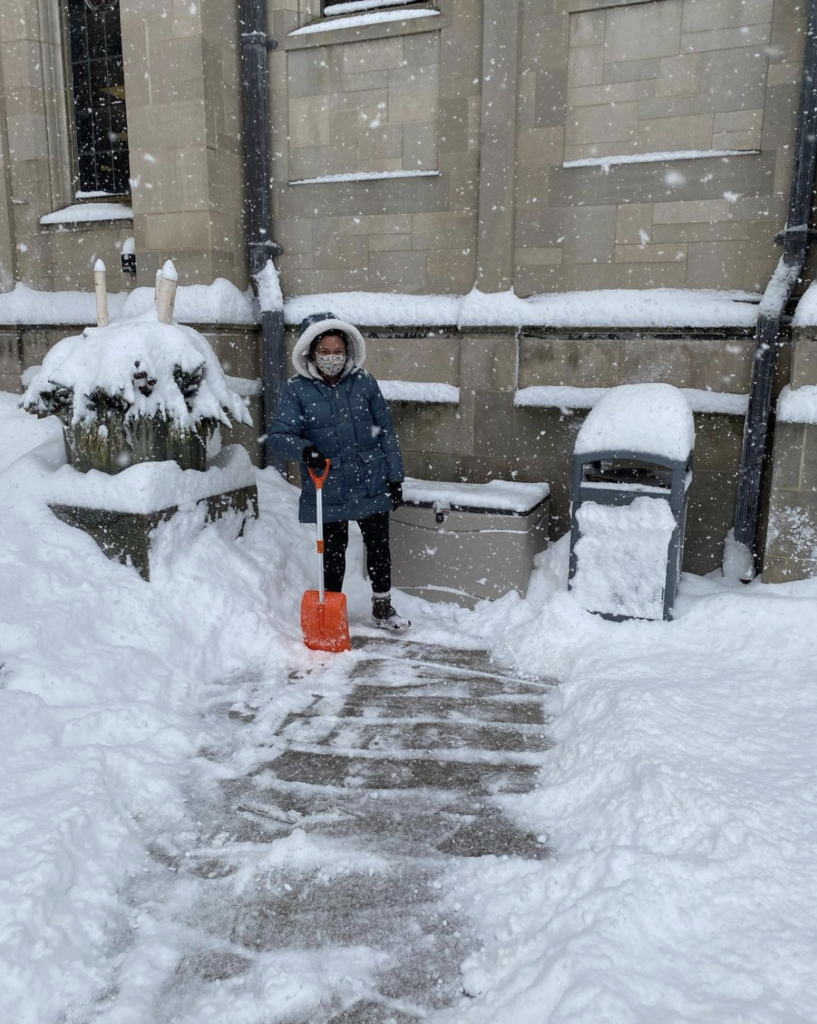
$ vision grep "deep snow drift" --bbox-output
[1,391,816,1023]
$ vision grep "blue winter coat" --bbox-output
[269,368,405,524]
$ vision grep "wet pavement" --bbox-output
[154,636,556,1023]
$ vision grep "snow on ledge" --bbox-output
[290,169,439,186]
[289,7,439,34]
[284,287,759,329]
[40,203,133,226]
[777,384,817,425]
[515,385,749,416]
[563,149,759,173]
[379,380,459,404]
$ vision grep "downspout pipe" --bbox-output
[731,0,817,577]
[239,0,286,472]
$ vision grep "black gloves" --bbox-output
[302,444,327,472]
[388,481,403,509]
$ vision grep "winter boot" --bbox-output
[372,594,411,632]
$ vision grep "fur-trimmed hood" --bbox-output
[292,311,367,380]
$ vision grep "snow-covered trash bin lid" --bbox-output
[402,477,550,514]
[575,383,695,462]
[571,496,677,620]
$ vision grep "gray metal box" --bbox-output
[391,479,550,607]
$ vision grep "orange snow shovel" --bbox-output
[301,461,351,653]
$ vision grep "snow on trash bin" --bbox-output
[568,383,695,621]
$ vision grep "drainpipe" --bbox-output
[731,0,817,578]
[239,0,286,472]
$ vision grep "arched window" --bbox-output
[64,0,130,197]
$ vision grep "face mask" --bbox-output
[315,353,346,377]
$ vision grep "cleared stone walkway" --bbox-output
[164,636,555,1023]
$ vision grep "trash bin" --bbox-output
[568,384,694,621]
[391,478,550,607]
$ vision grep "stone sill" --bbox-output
[283,3,440,50]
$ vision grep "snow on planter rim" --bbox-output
[574,383,695,461]
[22,306,252,430]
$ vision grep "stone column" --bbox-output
[475,0,521,294]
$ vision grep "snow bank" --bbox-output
[0,393,323,1024]
[777,383,817,424]
[22,306,251,430]
[402,477,550,512]
[575,383,695,460]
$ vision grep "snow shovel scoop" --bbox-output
[301,461,352,653]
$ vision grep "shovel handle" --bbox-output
[308,459,331,489]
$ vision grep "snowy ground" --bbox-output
[1,390,816,1023]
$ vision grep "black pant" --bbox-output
[324,511,391,595]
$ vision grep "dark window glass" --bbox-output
[65,0,130,196]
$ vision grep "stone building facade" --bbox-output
[1,0,816,579]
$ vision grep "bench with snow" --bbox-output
[567,383,694,622]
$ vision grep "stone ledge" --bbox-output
[49,484,258,581]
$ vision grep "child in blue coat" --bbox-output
[270,312,410,631]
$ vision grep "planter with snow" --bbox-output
[20,262,258,579]
[567,383,694,621]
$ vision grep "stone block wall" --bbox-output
[514,0,801,295]
[272,0,481,295]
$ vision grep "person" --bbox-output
[269,311,410,631]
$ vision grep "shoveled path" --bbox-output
[164,636,555,1023]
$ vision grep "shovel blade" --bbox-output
[301,590,352,653]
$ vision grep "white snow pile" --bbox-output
[575,383,695,461]
[777,383,817,424]
[571,496,677,619]
[22,306,251,430]
[285,286,759,329]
